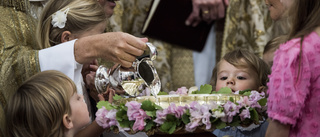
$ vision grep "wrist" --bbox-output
[74,36,97,64]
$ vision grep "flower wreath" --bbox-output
[95,84,267,135]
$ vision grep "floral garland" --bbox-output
[95,84,267,135]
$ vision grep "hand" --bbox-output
[82,59,99,89]
[97,87,116,103]
[74,32,148,68]
[185,0,229,27]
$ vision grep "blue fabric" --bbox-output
[213,121,269,137]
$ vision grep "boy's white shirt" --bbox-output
[38,39,84,95]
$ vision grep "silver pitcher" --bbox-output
[95,42,161,97]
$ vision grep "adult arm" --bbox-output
[266,119,290,137]
[74,32,148,68]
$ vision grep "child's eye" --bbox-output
[220,77,227,80]
[237,76,246,80]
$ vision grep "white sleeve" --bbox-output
[38,40,83,92]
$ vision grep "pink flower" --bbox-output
[125,101,150,131]
[154,103,187,125]
[185,101,213,132]
[169,87,188,95]
[176,87,188,95]
[237,96,252,107]
[239,107,251,121]
[222,101,240,123]
[167,103,186,118]
[95,106,118,129]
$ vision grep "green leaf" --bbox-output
[154,104,163,110]
[243,92,251,96]
[168,124,176,134]
[96,101,114,110]
[118,120,130,128]
[116,110,128,121]
[239,89,251,95]
[250,109,259,123]
[113,94,122,101]
[215,87,232,94]
[215,120,227,129]
[229,97,235,103]
[141,100,156,111]
[159,122,173,133]
[258,98,267,106]
[145,120,155,131]
[182,113,190,124]
[192,90,198,94]
[166,114,177,122]
[157,91,168,95]
[229,116,241,126]
[197,84,213,94]
[146,111,156,117]
[96,101,108,109]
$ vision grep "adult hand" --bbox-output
[185,0,229,27]
[74,32,148,68]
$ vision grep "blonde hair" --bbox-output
[36,0,106,48]
[5,70,77,137]
[210,49,270,91]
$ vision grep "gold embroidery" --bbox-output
[0,4,39,136]
[222,0,274,58]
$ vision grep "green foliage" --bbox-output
[229,116,241,127]
[96,101,116,110]
[141,100,156,111]
[212,87,232,94]
[158,91,169,95]
[238,89,251,95]
[182,113,190,124]
[214,119,227,129]
[192,84,212,94]
[250,108,259,123]
[160,121,176,134]
[113,94,122,100]
[145,120,155,131]
[258,98,267,106]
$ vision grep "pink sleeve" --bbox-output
[267,40,312,126]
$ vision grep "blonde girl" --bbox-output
[5,70,90,137]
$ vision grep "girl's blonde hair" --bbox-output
[36,0,106,49]
[210,49,270,91]
[5,70,77,137]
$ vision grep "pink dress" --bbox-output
[267,32,320,137]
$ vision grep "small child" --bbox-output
[262,35,287,67]
[211,49,270,137]
[5,70,90,137]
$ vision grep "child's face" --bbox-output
[215,60,259,92]
[69,92,90,131]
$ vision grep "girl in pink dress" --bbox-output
[265,0,320,136]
